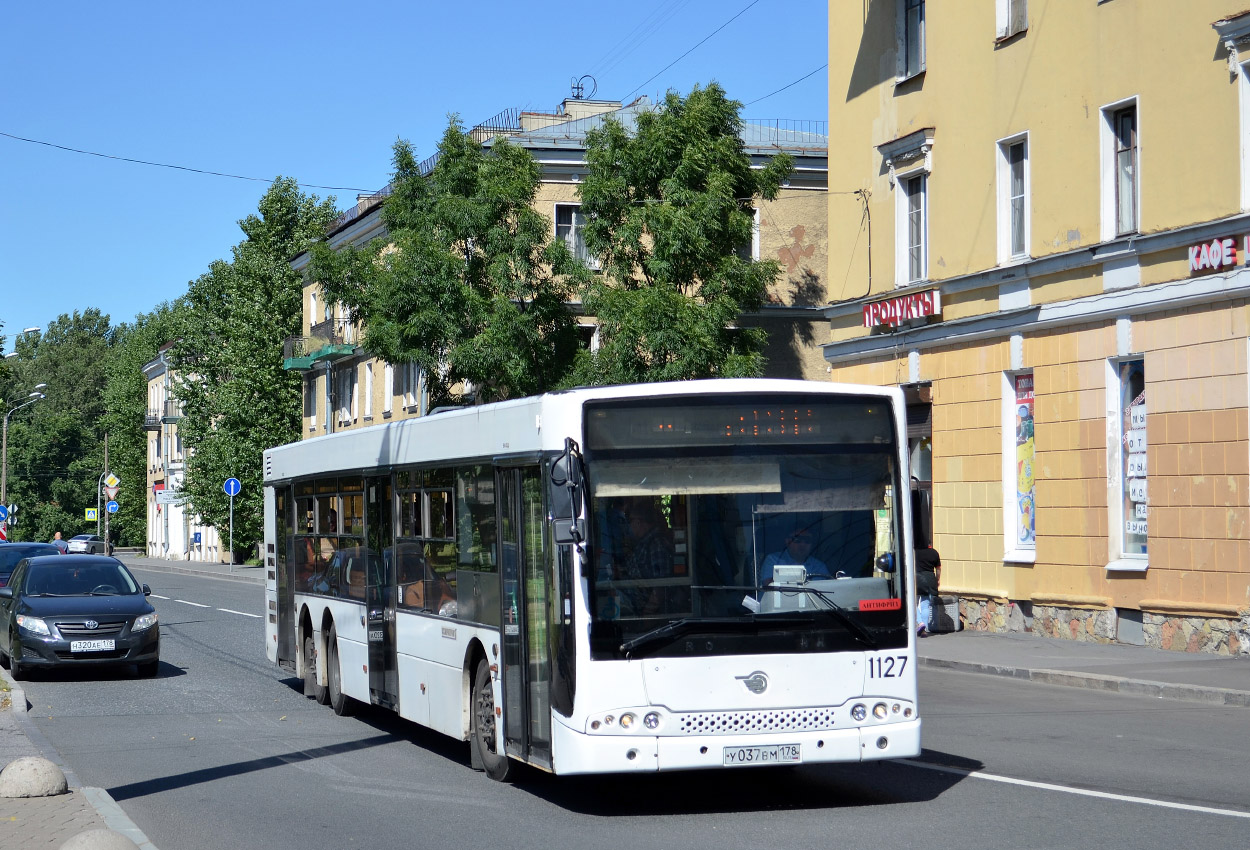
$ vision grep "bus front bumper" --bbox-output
[551,718,922,775]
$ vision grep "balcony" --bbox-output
[143,409,161,431]
[283,318,359,371]
[161,399,183,424]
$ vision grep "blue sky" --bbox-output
[0,0,828,348]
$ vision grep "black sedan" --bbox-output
[0,542,62,588]
[0,555,159,679]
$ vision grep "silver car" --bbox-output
[67,534,113,555]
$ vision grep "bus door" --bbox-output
[497,465,553,769]
[366,475,399,710]
[275,487,297,669]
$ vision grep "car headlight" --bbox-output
[16,614,51,637]
[132,612,159,632]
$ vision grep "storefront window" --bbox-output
[1118,359,1147,558]
[1014,373,1036,549]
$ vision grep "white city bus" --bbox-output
[264,379,921,780]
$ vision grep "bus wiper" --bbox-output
[620,614,814,657]
[766,585,880,649]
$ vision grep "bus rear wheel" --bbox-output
[304,633,327,704]
[327,625,355,717]
[471,659,512,782]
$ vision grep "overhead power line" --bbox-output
[622,0,762,101]
[745,64,828,106]
[0,130,374,193]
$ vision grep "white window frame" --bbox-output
[895,170,928,286]
[308,291,317,334]
[335,366,357,424]
[401,362,422,411]
[1106,356,1148,571]
[995,0,1027,40]
[364,362,374,420]
[896,0,926,82]
[383,362,394,415]
[1099,97,1140,241]
[1002,370,1037,563]
[305,376,317,432]
[555,203,600,270]
[996,132,1030,264]
[1213,14,1250,209]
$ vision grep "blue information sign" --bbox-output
[106,500,119,513]
[0,505,7,521]
[223,477,241,497]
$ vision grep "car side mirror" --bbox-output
[142,584,152,596]
[0,587,13,600]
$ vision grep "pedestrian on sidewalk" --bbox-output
[50,531,68,554]
[915,539,941,635]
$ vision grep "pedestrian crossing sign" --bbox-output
[85,508,98,521]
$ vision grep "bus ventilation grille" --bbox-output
[675,708,838,735]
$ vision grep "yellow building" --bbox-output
[286,95,829,434]
[826,2,1250,653]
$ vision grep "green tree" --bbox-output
[309,119,587,408]
[101,302,188,547]
[1,310,114,544]
[573,83,793,385]
[169,179,338,559]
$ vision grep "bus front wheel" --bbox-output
[471,659,512,782]
[327,625,355,716]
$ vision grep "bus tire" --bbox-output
[304,633,327,704]
[327,625,355,717]
[471,659,512,782]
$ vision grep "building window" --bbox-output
[364,362,374,419]
[995,0,1027,40]
[997,134,1029,262]
[335,366,357,424]
[734,207,761,261]
[1107,358,1147,568]
[555,204,598,269]
[1003,372,1036,557]
[305,376,317,431]
[905,174,927,283]
[308,291,317,334]
[383,363,394,415]
[898,0,925,80]
[1101,100,1139,239]
[401,362,422,410]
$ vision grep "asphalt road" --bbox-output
[15,568,1250,850]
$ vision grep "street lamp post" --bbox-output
[1,387,47,505]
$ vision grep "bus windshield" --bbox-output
[583,395,909,659]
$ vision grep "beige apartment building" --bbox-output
[285,94,829,433]
[825,2,1250,653]
[143,345,225,562]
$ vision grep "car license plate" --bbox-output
[70,639,115,652]
[723,744,801,766]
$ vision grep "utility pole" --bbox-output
[102,434,109,546]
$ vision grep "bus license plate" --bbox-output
[723,744,801,766]
[70,639,115,652]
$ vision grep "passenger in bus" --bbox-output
[758,527,831,586]
[616,498,673,616]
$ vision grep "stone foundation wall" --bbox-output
[957,597,1250,656]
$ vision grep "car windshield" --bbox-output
[583,394,910,660]
[23,562,139,596]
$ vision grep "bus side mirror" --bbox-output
[550,438,585,547]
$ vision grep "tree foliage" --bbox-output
[169,178,337,557]
[573,83,793,385]
[309,120,588,408]
[0,310,114,543]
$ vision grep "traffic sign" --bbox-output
[104,473,120,489]
[104,485,120,500]
[106,500,119,513]
[85,508,98,521]
[0,505,7,522]
[223,477,241,497]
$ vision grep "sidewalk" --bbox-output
[918,628,1250,707]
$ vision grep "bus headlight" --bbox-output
[872,702,888,719]
[643,712,660,729]
[620,713,636,729]
[850,704,867,722]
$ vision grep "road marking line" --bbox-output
[174,599,210,608]
[150,594,170,600]
[218,608,262,618]
[903,759,1250,819]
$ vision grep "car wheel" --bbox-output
[9,649,26,681]
[136,659,159,678]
